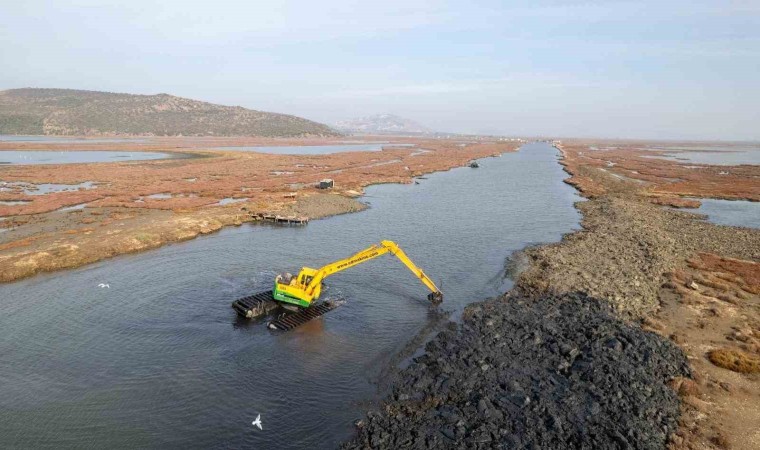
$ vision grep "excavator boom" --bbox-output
[379,240,442,303]
[232,240,443,331]
[273,240,443,307]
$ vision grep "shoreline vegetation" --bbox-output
[0,136,517,282]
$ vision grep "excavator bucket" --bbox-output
[428,291,444,305]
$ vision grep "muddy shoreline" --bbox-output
[344,142,759,449]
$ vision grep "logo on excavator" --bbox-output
[335,250,380,270]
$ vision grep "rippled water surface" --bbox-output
[0,150,177,165]
[0,143,581,448]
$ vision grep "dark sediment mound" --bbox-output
[344,292,689,449]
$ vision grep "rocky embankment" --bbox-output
[345,292,689,449]
[345,143,760,449]
[518,196,759,318]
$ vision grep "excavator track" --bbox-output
[267,301,341,331]
[231,290,280,319]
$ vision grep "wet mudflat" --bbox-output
[0,143,581,448]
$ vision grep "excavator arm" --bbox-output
[379,240,443,304]
[303,244,390,297]
[274,240,443,307]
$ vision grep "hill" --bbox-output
[0,88,338,137]
[334,113,433,135]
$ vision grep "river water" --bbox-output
[0,143,581,448]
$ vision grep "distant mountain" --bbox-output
[334,114,434,135]
[0,88,338,137]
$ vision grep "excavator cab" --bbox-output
[273,267,321,308]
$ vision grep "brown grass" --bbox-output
[689,253,760,294]
[559,143,760,201]
[562,175,607,197]
[708,348,760,374]
[649,196,701,208]
[711,433,732,449]
[693,274,732,292]
[0,137,517,217]
[0,237,37,251]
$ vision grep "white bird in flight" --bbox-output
[98,283,110,288]
[252,414,263,430]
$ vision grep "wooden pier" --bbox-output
[252,213,309,225]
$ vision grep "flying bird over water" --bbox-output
[252,414,263,430]
[98,283,110,288]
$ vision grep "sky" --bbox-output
[2,0,759,140]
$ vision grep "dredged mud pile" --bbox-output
[344,292,689,449]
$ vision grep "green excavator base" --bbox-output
[272,283,311,308]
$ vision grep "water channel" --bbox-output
[0,142,582,448]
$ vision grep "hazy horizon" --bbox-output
[3,1,759,141]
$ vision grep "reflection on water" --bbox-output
[647,144,760,165]
[0,181,98,195]
[217,197,249,205]
[0,150,176,165]
[146,193,172,199]
[685,198,759,229]
[0,143,581,448]
[58,203,90,212]
[0,200,30,205]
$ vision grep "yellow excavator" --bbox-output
[231,240,442,330]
